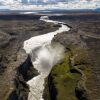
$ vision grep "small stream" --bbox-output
[23,16,70,100]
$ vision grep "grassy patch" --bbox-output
[51,53,81,100]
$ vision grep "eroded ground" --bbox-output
[0,17,59,100]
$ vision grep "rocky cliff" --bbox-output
[43,13,100,100]
[0,16,59,100]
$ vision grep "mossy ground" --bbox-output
[50,52,81,100]
[49,46,91,100]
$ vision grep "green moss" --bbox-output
[49,46,92,100]
[71,48,89,65]
[51,53,81,100]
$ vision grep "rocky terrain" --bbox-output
[43,12,100,100]
[0,16,60,100]
[0,12,100,100]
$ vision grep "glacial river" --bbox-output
[23,16,70,100]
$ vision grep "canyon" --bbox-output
[0,12,100,100]
[23,16,69,100]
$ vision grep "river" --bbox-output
[23,16,70,100]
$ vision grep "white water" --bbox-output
[23,16,70,100]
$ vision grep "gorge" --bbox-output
[23,16,70,100]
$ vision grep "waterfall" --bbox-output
[23,16,70,100]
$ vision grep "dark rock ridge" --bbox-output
[8,54,38,100]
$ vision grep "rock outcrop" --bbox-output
[8,54,39,100]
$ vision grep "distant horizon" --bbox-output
[0,0,100,11]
